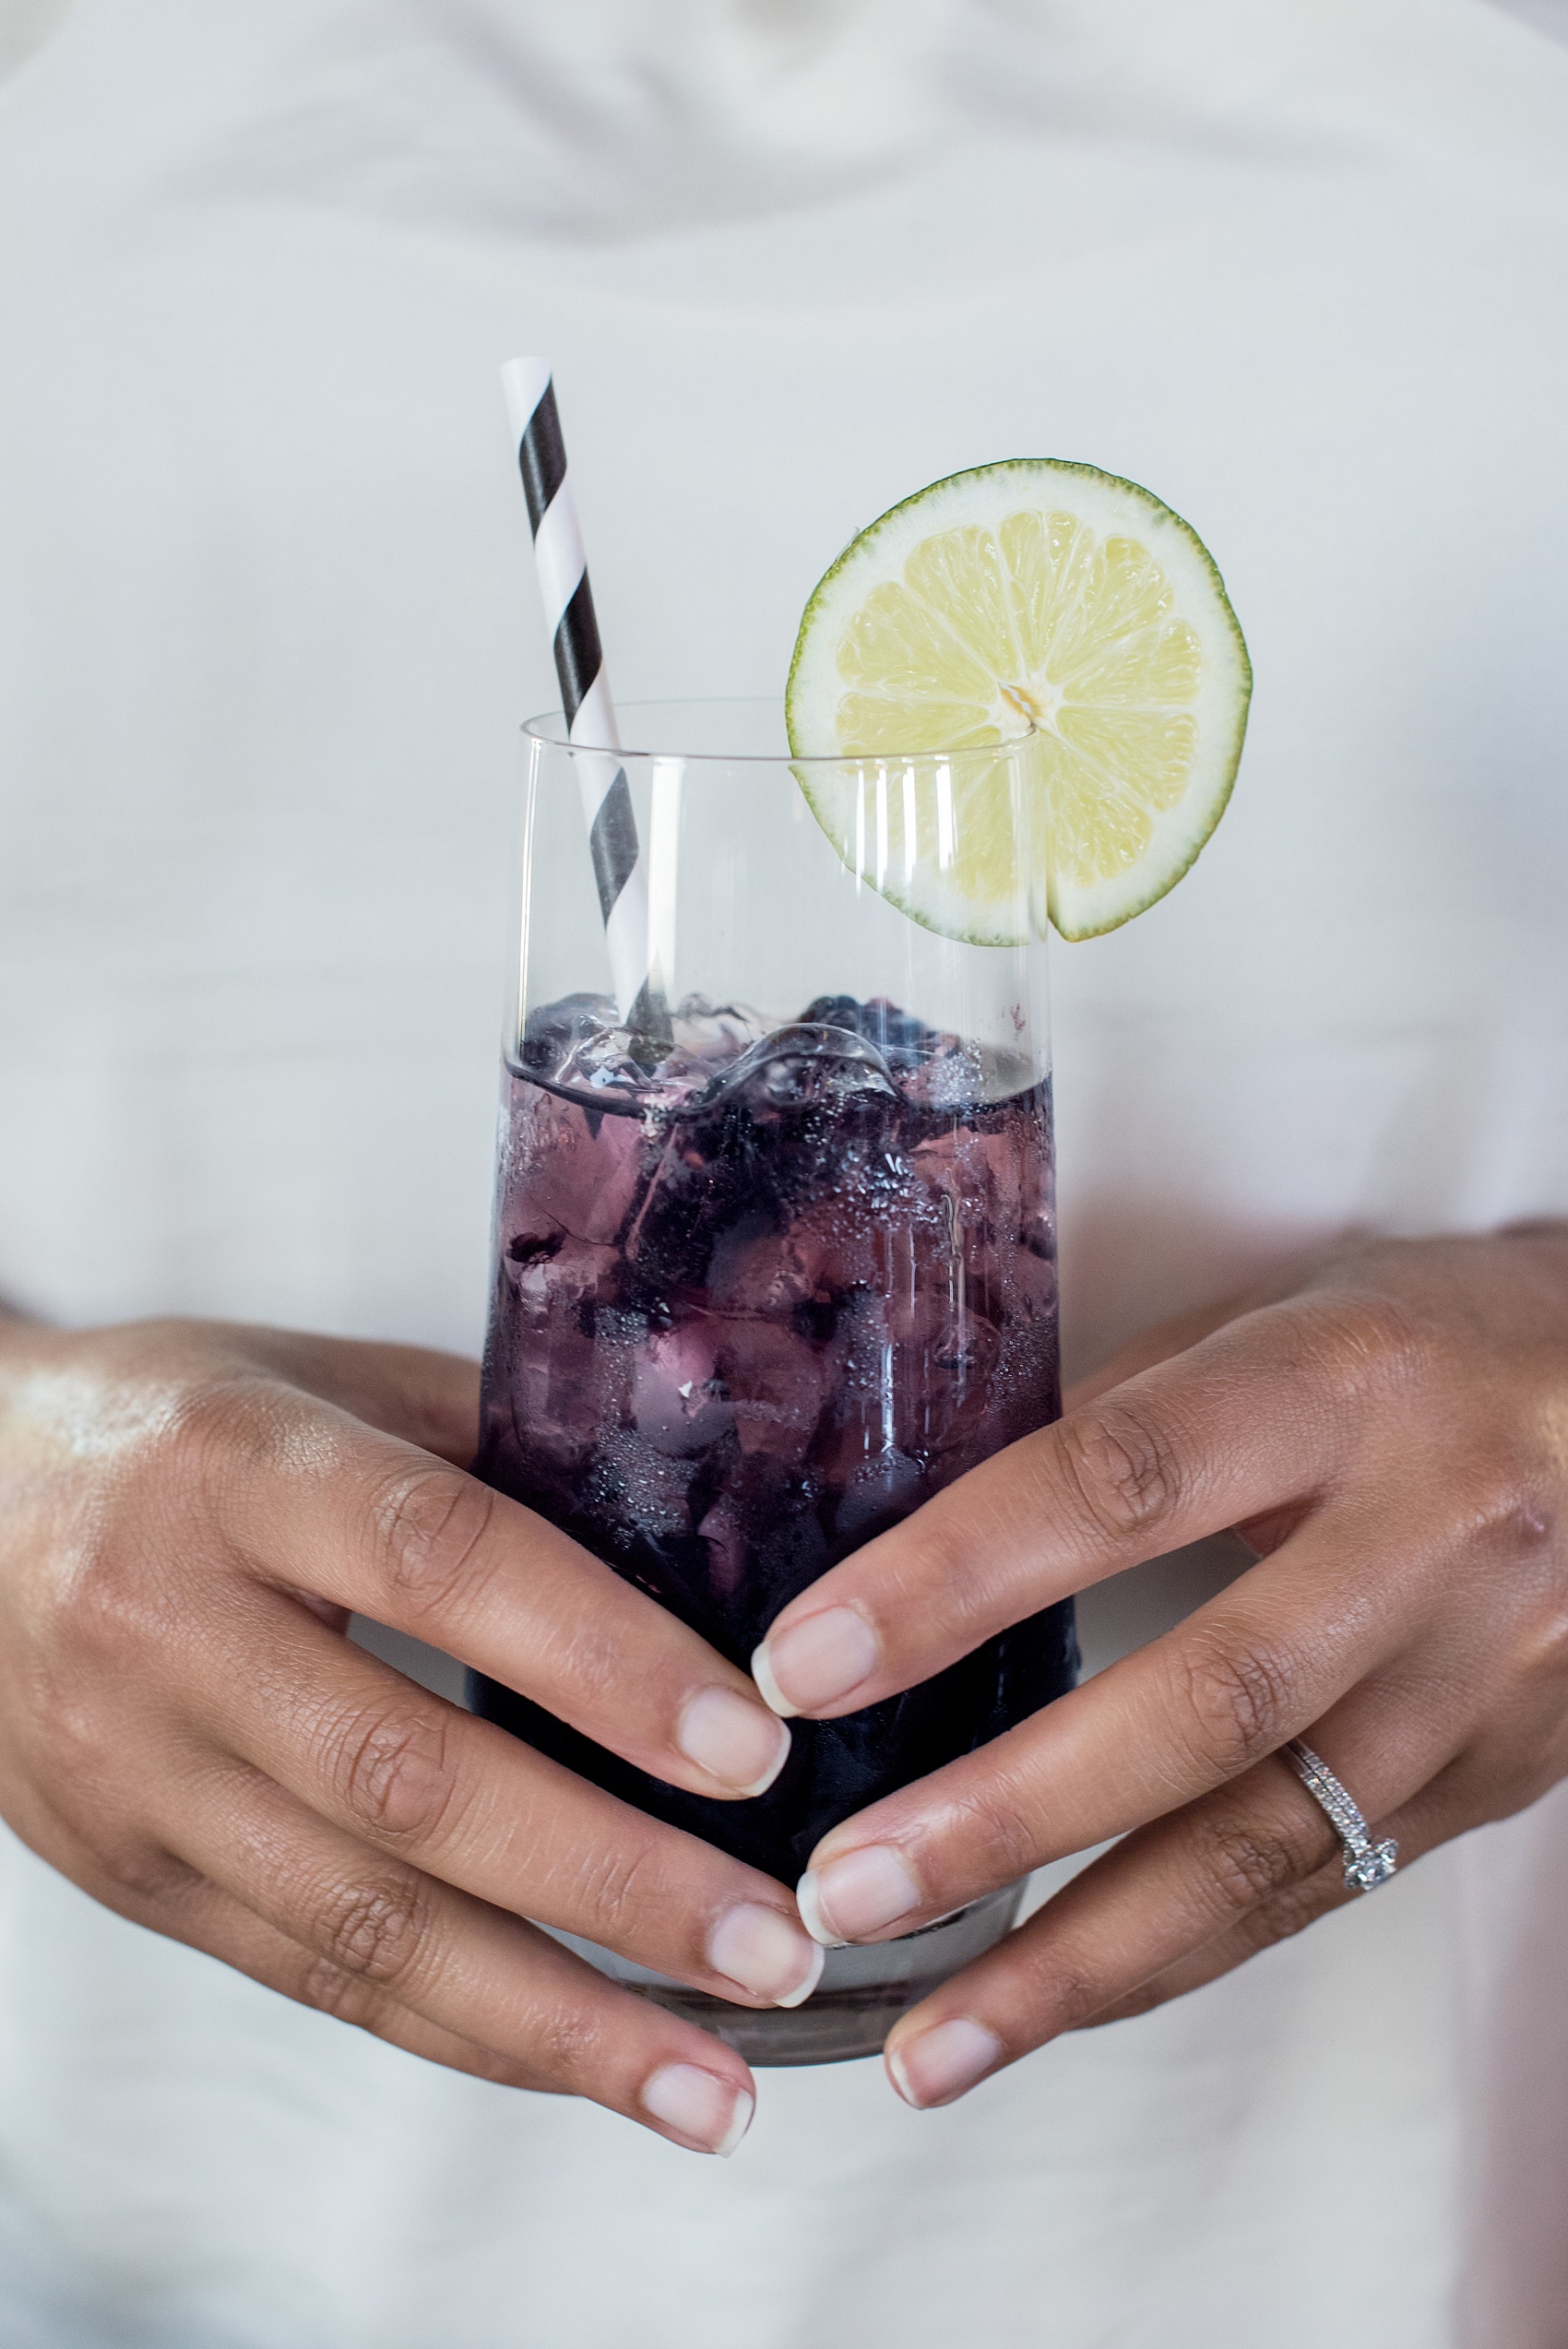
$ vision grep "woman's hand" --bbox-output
[749,1227,1568,2109]
[0,1314,824,2154]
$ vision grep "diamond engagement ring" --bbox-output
[1284,1739,1398,1893]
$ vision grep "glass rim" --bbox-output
[521,694,1038,768]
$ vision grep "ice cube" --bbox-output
[633,1323,736,1457]
[708,1315,831,1467]
[504,1077,649,1248]
[704,1025,899,1120]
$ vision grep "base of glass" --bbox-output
[542,1883,1024,2066]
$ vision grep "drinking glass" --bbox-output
[469,698,1076,2063]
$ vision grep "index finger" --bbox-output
[750,1297,1379,1721]
[195,1379,792,1807]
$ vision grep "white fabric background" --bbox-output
[1,2,1566,2342]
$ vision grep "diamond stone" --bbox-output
[1345,1838,1398,1892]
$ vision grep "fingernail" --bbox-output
[708,1904,825,2008]
[885,2018,1003,2109]
[677,1687,790,1796]
[752,1607,880,1717]
[641,2062,755,2156]
[797,1845,921,1944]
[792,1870,848,1949]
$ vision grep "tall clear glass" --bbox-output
[469,699,1076,2063]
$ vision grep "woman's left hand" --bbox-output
[750,1226,1568,2109]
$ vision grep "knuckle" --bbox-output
[95,1835,203,1912]
[49,1517,178,1667]
[574,1839,663,1945]
[945,1776,1045,1887]
[1009,1927,1107,2034]
[1233,1873,1340,1952]
[330,1702,457,1845]
[524,1999,607,2091]
[1171,1628,1291,1777]
[159,1372,303,1495]
[30,1633,150,1806]
[1193,1800,1314,1913]
[519,1606,624,1719]
[294,1952,385,2028]
[369,1463,498,1622]
[1307,1293,1436,1410]
[49,1551,138,1671]
[1470,1477,1557,1568]
[145,1373,325,1577]
[1055,1398,1185,1548]
[312,1869,433,1992]
[1036,1954,1111,2035]
[41,1379,303,1667]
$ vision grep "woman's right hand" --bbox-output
[0,1313,822,2153]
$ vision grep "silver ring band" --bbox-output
[1284,1739,1398,1893]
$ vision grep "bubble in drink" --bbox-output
[470,994,1076,1883]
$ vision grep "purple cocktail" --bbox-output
[471,991,1076,1885]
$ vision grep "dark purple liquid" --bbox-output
[470,995,1076,1883]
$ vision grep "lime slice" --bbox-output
[786,460,1251,942]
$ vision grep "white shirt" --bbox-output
[2,3,1566,2342]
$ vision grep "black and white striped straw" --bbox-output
[502,356,665,1040]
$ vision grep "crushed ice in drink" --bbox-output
[472,993,1077,1881]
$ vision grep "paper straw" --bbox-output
[503,356,666,1039]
